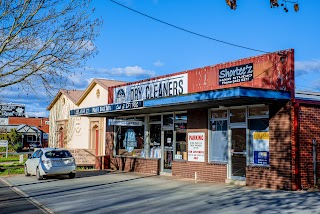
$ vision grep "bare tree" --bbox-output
[0,0,102,96]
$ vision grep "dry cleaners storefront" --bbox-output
[71,49,296,189]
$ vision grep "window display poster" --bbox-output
[253,132,269,165]
[188,132,205,162]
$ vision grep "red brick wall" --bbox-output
[111,157,160,175]
[173,161,227,182]
[9,117,49,133]
[298,104,320,189]
[246,102,293,190]
[246,166,272,188]
[172,109,228,182]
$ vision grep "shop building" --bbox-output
[49,49,320,190]
[47,79,125,167]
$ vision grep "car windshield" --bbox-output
[45,150,72,158]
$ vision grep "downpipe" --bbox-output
[313,139,317,187]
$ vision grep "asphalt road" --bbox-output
[1,171,320,214]
[0,179,45,214]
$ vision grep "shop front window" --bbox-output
[249,118,269,165]
[230,108,246,123]
[249,105,269,117]
[163,114,174,127]
[116,126,145,157]
[211,110,227,119]
[150,115,161,122]
[209,119,228,162]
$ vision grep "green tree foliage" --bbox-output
[0,129,22,152]
[225,0,299,12]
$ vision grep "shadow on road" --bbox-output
[2,171,320,214]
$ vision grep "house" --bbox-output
[47,79,125,167]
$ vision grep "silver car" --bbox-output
[24,148,76,180]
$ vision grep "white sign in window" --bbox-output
[188,132,205,162]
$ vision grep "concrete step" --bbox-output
[225,179,246,186]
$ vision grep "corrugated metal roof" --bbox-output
[295,90,320,102]
[76,79,126,105]
[0,124,40,133]
[61,89,84,104]
[47,89,84,110]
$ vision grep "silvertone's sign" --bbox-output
[108,119,142,127]
[219,63,253,85]
[70,101,143,116]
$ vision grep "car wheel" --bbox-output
[36,167,43,180]
[69,172,76,179]
[24,165,30,176]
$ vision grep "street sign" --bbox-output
[0,140,8,158]
[0,140,8,147]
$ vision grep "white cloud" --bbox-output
[65,65,158,92]
[114,66,156,77]
[295,60,320,76]
[153,60,164,67]
[1,64,157,117]
[26,111,48,118]
[81,66,156,79]
[78,40,96,51]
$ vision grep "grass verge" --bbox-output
[0,154,28,162]
[0,164,24,176]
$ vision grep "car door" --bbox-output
[28,150,41,175]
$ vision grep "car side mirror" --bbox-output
[28,154,32,159]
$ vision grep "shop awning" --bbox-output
[70,87,291,117]
[144,87,291,108]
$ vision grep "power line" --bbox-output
[109,0,269,54]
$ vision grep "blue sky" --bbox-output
[3,0,320,117]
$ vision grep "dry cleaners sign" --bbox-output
[114,73,188,103]
[219,63,253,85]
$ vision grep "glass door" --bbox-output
[162,114,174,173]
[230,127,247,179]
[149,124,161,158]
[163,130,173,172]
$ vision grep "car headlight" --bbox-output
[69,158,75,164]
[62,158,75,164]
